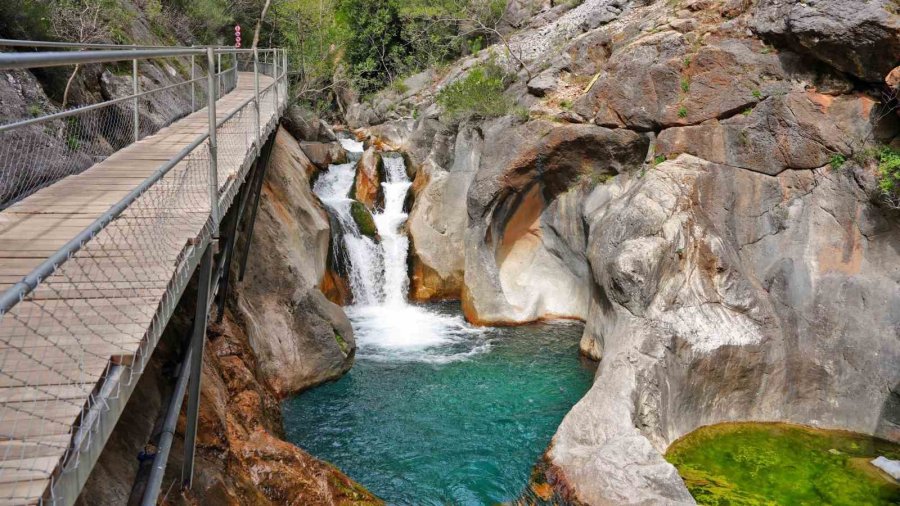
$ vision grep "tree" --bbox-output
[49,0,110,109]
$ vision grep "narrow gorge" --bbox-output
[1,0,899,504]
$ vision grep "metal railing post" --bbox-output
[190,54,195,112]
[272,49,278,112]
[216,52,222,98]
[253,48,260,155]
[132,55,139,142]
[206,47,221,228]
[181,241,214,489]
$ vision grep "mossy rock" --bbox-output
[350,201,378,238]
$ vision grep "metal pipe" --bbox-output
[0,39,238,50]
[140,342,194,506]
[181,242,214,489]
[190,55,195,112]
[216,53,222,98]
[0,48,202,70]
[132,56,140,142]
[206,47,221,229]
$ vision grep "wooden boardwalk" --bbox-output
[0,72,280,505]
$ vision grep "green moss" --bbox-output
[665,422,900,506]
[680,78,690,93]
[350,201,378,238]
[677,106,688,118]
[334,331,349,354]
[653,154,667,166]
[752,89,763,100]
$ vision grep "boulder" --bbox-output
[751,0,900,82]
[234,128,355,397]
[299,141,348,169]
[408,123,482,300]
[353,147,384,210]
[550,154,900,503]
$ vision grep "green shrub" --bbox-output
[752,89,762,100]
[436,61,513,120]
[677,106,688,118]
[653,154,667,165]
[877,146,900,202]
[680,78,690,93]
[829,153,846,171]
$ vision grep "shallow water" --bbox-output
[666,422,900,505]
[282,302,595,505]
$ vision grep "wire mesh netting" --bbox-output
[0,46,286,505]
[0,56,240,210]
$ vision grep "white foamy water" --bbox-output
[315,143,486,362]
[313,161,383,305]
[373,154,413,306]
[339,137,365,158]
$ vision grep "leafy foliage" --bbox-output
[876,146,900,206]
[829,153,846,171]
[436,60,513,120]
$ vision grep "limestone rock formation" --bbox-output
[463,119,649,324]
[552,154,900,503]
[751,0,900,82]
[234,127,356,397]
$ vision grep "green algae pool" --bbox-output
[665,422,900,505]
[282,302,595,505]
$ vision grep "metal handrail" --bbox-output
[0,54,285,313]
[0,38,280,51]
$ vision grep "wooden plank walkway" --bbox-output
[0,72,279,505]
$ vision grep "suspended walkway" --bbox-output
[0,41,288,505]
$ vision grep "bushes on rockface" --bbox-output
[876,146,900,207]
[436,61,514,120]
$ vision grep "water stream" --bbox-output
[288,139,595,504]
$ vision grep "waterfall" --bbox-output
[314,142,383,306]
[373,154,412,306]
[316,138,485,362]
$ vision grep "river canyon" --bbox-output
[2,0,897,504]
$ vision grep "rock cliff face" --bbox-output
[77,127,374,505]
[355,0,900,503]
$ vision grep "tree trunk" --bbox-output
[252,0,273,50]
[62,63,81,109]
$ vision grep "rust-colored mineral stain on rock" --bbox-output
[174,311,381,505]
[816,205,864,275]
[321,267,352,305]
[498,185,545,266]
[409,257,462,302]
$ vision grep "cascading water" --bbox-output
[313,155,383,305]
[313,139,484,362]
[373,154,412,306]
